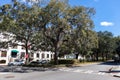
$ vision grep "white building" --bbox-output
[59,53,84,60]
[0,44,54,65]
[0,32,54,65]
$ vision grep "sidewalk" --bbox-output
[110,66,120,78]
[73,62,101,67]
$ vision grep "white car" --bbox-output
[8,59,25,66]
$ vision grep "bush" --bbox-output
[23,64,53,67]
[49,59,79,65]
[58,59,79,64]
[49,60,54,64]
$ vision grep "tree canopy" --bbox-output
[1,0,119,64]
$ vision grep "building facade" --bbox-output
[0,32,54,65]
[0,45,54,65]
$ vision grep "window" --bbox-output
[47,54,49,58]
[11,52,17,57]
[1,51,7,57]
[31,53,34,57]
[11,50,19,58]
[20,52,25,58]
[51,54,54,59]
[11,51,18,58]
[51,54,52,58]
[12,44,18,49]
[36,53,39,58]
[21,46,25,49]
[0,60,6,64]
[41,53,45,58]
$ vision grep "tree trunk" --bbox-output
[102,53,104,61]
[118,53,120,62]
[75,53,79,59]
[96,52,98,61]
[105,53,108,61]
[25,41,29,64]
[54,46,58,65]
[54,52,58,65]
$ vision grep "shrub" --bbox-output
[58,59,79,64]
[23,64,53,67]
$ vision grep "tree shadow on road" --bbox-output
[98,61,120,66]
[99,70,120,73]
[98,61,120,74]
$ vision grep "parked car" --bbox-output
[28,60,49,66]
[39,60,49,64]
[8,59,25,66]
[29,61,40,65]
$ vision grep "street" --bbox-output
[0,61,120,80]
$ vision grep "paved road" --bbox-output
[58,61,120,76]
[0,61,119,80]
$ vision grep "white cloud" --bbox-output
[30,0,39,3]
[100,21,114,27]
[21,0,39,3]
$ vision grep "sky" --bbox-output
[69,0,120,36]
[0,0,120,36]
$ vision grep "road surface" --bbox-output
[0,61,119,80]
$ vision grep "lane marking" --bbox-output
[98,72,105,75]
[84,70,93,73]
[58,68,107,76]
[0,72,11,75]
[72,69,84,72]
[63,68,72,71]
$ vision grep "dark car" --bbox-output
[29,60,49,66]
[29,61,40,65]
[39,60,49,64]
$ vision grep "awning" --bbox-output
[11,50,19,53]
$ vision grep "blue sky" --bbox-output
[69,0,120,36]
[1,0,120,36]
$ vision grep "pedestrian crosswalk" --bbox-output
[0,72,10,75]
[73,69,84,72]
[58,68,108,76]
[84,70,93,74]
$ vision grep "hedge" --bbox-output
[50,59,79,64]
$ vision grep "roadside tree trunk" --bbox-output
[102,53,105,61]
[96,52,99,61]
[54,47,59,65]
[75,53,79,59]
[25,40,29,64]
